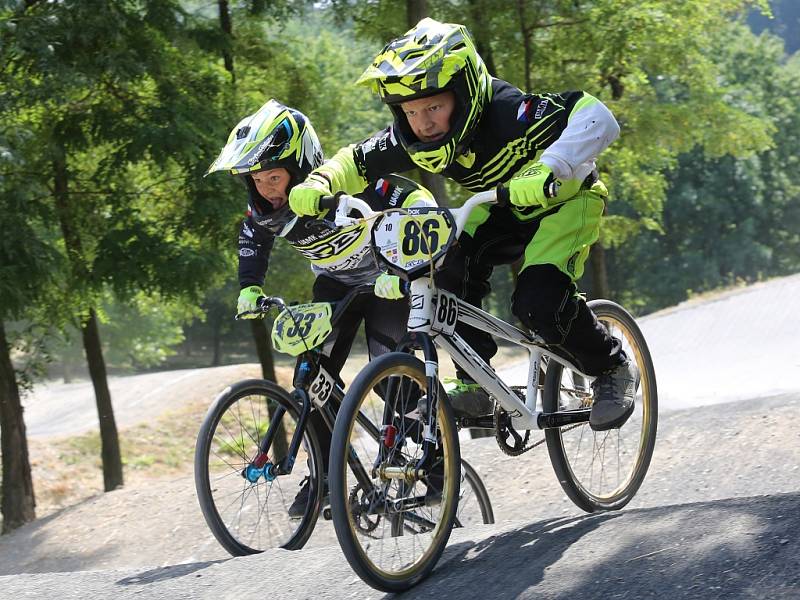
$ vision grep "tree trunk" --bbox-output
[406,0,427,26]
[249,319,288,457]
[467,0,498,76]
[0,321,36,533]
[249,319,276,382]
[589,73,625,300]
[81,309,124,491]
[217,0,235,82]
[53,142,123,492]
[211,320,222,367]
[208,313,222,367]
[517,0,533,90]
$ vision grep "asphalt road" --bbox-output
[1,491,798,599]
[3,274,800,599]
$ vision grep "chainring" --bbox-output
[493,403,548,456]
[348,482,381,534]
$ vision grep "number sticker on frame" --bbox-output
[431,289,459,335]
[309,366,336,407]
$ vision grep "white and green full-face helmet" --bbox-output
[207,99,324,233]
[356,18,492,173]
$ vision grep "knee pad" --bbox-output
[512,265,579,345]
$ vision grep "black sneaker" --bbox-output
[287,476,328,519]
[589,360,640,431]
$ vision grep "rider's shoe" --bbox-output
[288,476,328,519]
[443,378,494,419]
[589,359,640,431]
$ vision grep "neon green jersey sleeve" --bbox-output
[315,146,369,195]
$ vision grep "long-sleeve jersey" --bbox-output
[314,79,619,221]
[239,174,430,288]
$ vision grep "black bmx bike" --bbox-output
[194,287,494,555]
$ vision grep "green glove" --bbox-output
[508,162,561,208]
[374,273,404,300]
[237,285,265,318]
[288,173,331,216]
[402,188,437,208]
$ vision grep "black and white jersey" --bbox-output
[238,174,427,288]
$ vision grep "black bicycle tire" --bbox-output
[328,352,461,592]
[194,378,325,554]
[460,459,495,525]
[543,300,658,512]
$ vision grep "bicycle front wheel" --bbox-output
[194,379,324,554]
[329,353,460,592]
[543,300,658,512]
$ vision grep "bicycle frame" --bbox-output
[244,287,379,485]
[331,190,593,435]
[404,278,593,432]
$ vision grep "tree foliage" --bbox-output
[609,22,800,313]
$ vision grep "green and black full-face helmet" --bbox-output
[356,18,492,173]
[207,99,324,234]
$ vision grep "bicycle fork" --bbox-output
[388,330,440,482]
[243,359,318,483]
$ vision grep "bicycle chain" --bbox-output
[494,409,584,457]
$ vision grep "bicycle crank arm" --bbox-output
[457,415,495,429]
[537,408,591,429]
[391,495,436,512]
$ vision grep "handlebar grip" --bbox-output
[495,184,510,208]
[318,194,339,211]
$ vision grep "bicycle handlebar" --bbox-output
[319,193,340,211]
[234,295,286,320]
[234,284,379,323]
[323,189,500,236]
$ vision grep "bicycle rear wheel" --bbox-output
[543,300,658,512]
[194,379,324,554]
[329,353,460,592]
[455,459,494,527]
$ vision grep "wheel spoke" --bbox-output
[544,302,657,511]
[196,384,322,555]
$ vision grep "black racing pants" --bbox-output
[434,202,623,379]
[304,274,409,473]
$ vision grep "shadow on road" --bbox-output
[116,560,228,585]
[393,492,800,600]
